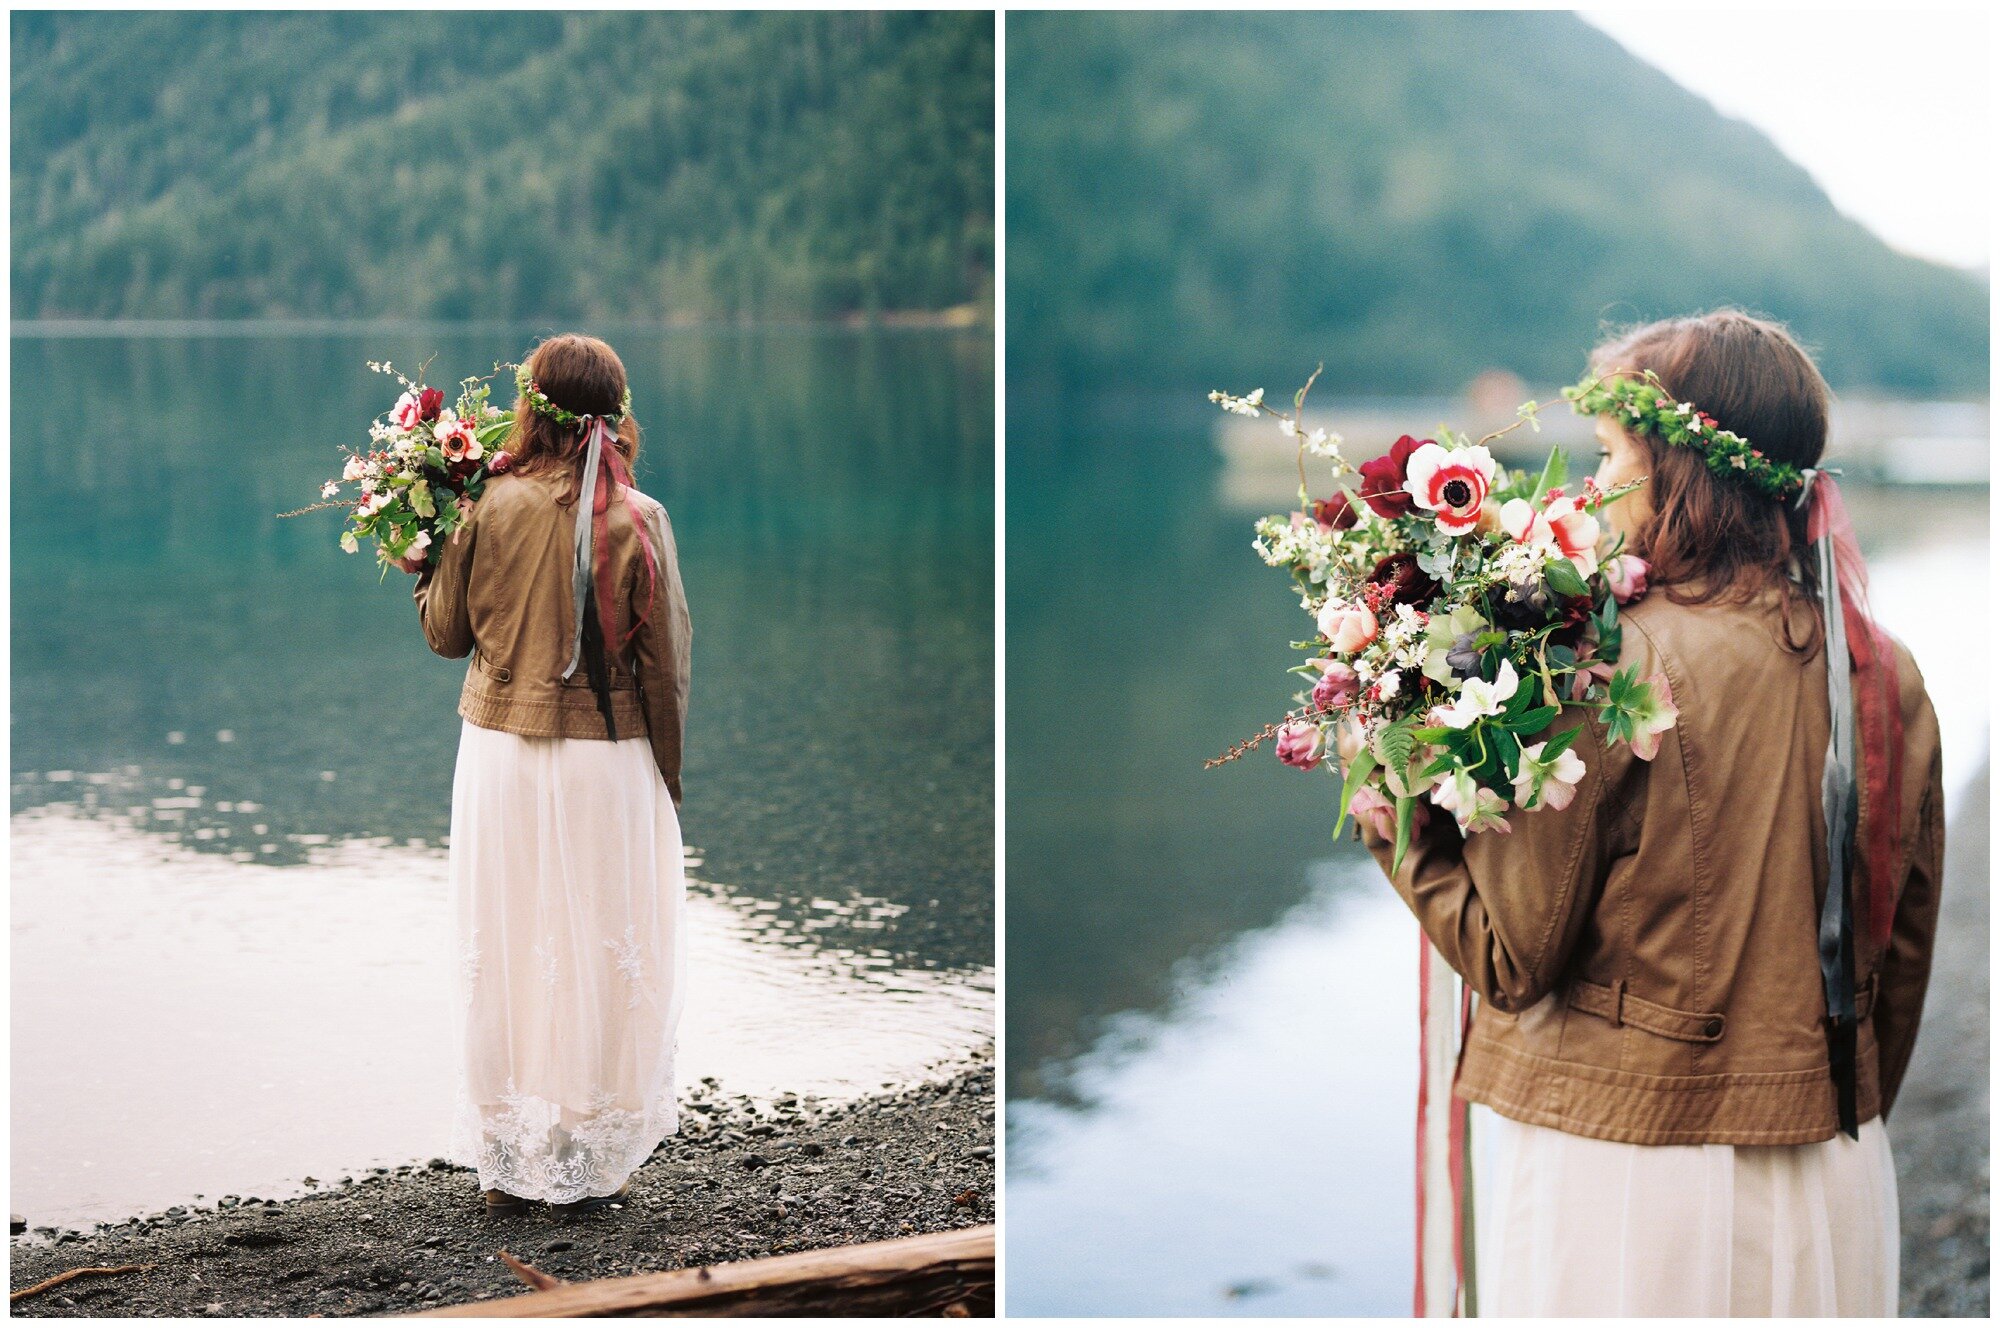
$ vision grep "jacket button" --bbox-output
[1703,1018,1724,1038]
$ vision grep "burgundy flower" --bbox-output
[1356,435,1428,519]
[486,451,515,475]
[1311,492,1358,531]
[1367,551,1440,607]
[418,387,445,422]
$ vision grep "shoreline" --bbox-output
[9,309,992,339]
[1894,760,1990,1317]
[9,1057,993,1318]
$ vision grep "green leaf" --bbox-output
[1418,751,1457,780]
[1332,747,1378,842]
[1533,447,1567,502]
[1544,558,1588,598]
[1509,704,1559,734]
[1538,724,1584,762]
[1372,717,1416,777]
[1392,794,1416,876]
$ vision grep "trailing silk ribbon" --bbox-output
[562,414,661,737]
[1414,938,1470,1317]
[1801,469,1902,1139]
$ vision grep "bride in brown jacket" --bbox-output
[1366,311,1944,1315]
[413,333,693,1216]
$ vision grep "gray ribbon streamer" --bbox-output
[1803,468,1860,1136]
[560,416,610,681]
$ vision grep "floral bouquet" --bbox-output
[1207,370,1678,871]
[282,359,516,573]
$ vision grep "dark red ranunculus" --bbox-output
[1311,492,1357,531]
[1356,435,1427,518]
[1367,551,1440,607]
[419,387,445,422]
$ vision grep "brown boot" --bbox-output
[481,1187,530,1217]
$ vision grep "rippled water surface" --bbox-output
[1005,399,1987,1316]
[11,326,995,1230]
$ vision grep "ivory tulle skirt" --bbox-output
[1475,1107,1900,1316]
[446,719,687,1203]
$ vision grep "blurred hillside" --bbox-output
[12,11,993,321]
[1007,11,1988,397]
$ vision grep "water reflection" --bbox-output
[1008,869,1416,1316]
[13,802,993,1231]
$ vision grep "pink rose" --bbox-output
[1312,660,1360,711]
[486,451,515,475]
[1316,599,1378,654]
[391,391,423,429]
[1605,554,1649,605]
[1275,720,1328,771]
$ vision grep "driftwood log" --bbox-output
[410,1225,994,1318]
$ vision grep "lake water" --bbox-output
[10,325,995,1230]
[1004,396,1989,1316]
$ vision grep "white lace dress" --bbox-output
[446,718,687,1203]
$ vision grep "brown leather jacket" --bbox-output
[1365,584,1944,1145]
[412,467,693,806]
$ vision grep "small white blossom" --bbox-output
[1210,387,1267,417]
[1304,427,1343,459]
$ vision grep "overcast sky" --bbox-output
[1584,9,1991,271]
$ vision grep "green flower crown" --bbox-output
[507,361,632,428]
[1563,369,1805,500]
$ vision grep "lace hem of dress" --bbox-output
[450,1077,679,1205]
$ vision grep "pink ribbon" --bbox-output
[1804,474,1905,947]
[1414,937,1470,1317]
[579,418,661,659]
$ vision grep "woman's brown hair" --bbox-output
[1589,309,1829,639]
[506,333,642,505]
